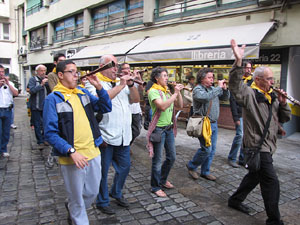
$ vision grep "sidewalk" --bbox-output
[0,96,299,225]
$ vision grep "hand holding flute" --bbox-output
[273,87,300,107]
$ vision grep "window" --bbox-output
[0,23,10,40]
[30,26,47,49]
[91,0,144,33]
[54,13,84,42]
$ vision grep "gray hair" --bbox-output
[99,55,114,65]
[253,66,267,79]
[35,64,46,72]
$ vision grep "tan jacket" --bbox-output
[184,83,193,106]
[229,65,291,154]
[47,72,58,92]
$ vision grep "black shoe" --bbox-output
[65,202,72,225]
[115,196,130,208]
[228,201,250,214]
[96,205,116,215]
[109,193,130,208]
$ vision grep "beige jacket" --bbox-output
[47,72,58,92]
[229,65,291,154]
[184,83,193,106]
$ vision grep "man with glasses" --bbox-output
[28,64,50,150]
[43,60,112,224]
[228,40,291,225]
[0,65,18,158]
[227,60,253,168]
[95,55,140,215]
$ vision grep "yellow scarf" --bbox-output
[150,83,169,94]
[243,75,252,84]
[96,72,118,83]
[53,81,84,102]
[251,82,273,104]
[202,117,212,147]
[52,67,56,73]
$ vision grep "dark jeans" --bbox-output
[31,110,44,144]
[130,113,142,145]
[229,152,282,225]
[0,108,12,153]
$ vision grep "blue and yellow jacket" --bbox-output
[43,86,112,156]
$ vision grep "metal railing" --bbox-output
[90,11,143,34]
[26,2,43,16]
[154,0,218,18]
[53,27,84,42]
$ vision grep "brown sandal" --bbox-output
[154,189,167,197]
[162,181,174,189]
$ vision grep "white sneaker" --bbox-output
[2,152,10,157]
[11,124,17,129]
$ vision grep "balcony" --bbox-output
[53,27,84,43]
[90,11,143,35]
[26,2,43,16]
[154,0,258,21]
[29,37,47,51]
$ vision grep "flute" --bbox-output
[116,73,147,86]
[167,82,193,92]
[273,87,300,107]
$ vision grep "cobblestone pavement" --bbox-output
[0,96,299,225]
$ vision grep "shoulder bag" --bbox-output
[186,100,212,138]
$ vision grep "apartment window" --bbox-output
[0,23,10,40]
[30,26,47,49]
[54,13,84,42]
[159,0,184,7]
[91,0,143,33]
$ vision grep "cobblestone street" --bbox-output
[0,96,299,225]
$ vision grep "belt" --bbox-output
[0,107,12,111]
[157,125,173,130]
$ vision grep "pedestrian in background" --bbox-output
[147,67,183,197]
[47,53,66,91]
[184,75,195,117]
[228,39,291,225]
[227,60,253,168]
[43,60,112,224]
[186,68,229,181]
[28,64,50,150]
[0,65,18,158]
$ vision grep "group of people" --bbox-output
[4,38,291,225]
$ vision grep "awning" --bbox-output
[126,22,274,64]
[71,38,145,67]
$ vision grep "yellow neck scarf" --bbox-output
[52,67,56,73]
[96,72,118,83]
[251,82,273,104]
[243,75,252,84]
[150,83,169,94]
[53,81,84,102]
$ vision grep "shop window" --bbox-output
[30,26,47,50]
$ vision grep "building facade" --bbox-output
[0,0,19,77]
[14,0,300,135]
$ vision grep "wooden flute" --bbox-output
[273,87,300,107]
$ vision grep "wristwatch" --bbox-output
[67,148,76,155]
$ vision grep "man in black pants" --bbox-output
[228,39,291,225]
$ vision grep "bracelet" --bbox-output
[128,82,134,88]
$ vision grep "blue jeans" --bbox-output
[151,128,176,192]
[0,108,12,153]
[228,118,244,163]
[96,145,131,207]
[31,110,44,144]
[187,122,218,176]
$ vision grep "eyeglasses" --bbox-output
[264,77,274,81]
[63,70,80,76]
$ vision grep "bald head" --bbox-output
[99,54,118,80]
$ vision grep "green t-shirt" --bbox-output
[148,89,173,127]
